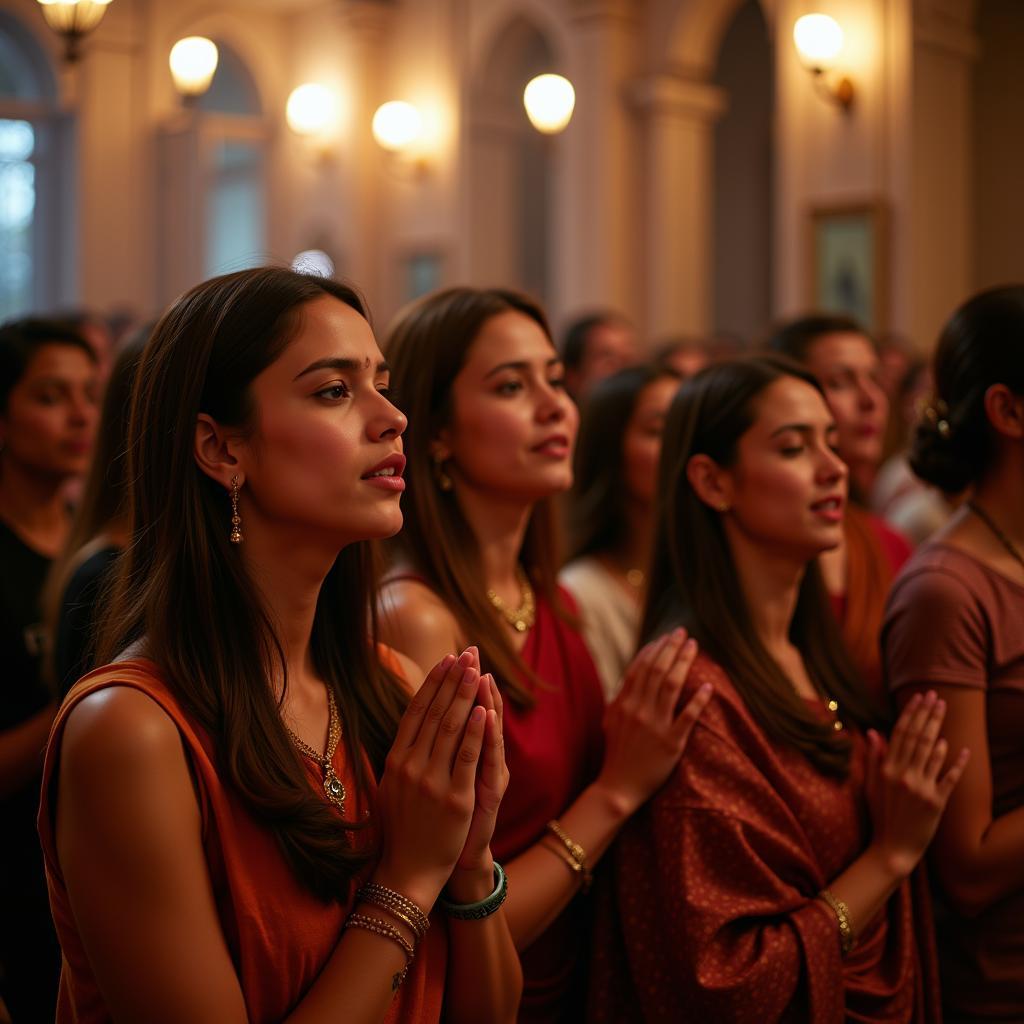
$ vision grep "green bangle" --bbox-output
[438,862,508,920]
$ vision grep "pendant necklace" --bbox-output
[486,564,537,633]
[285,686,346,813]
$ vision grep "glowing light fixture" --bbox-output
[36,0,113,62]
[792,14,854,111]
[286,83,338,138]
[169,37,219,99]
[372,101,423,153]
[292,250,335,278]
[523,74,575,134]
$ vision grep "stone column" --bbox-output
[630,72,726,339]
[560,0,643,326]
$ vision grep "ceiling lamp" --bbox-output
[523,74,575,134]
[169,36,219,100]
[36,0,113,63]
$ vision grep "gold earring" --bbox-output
[433,455,453,492]
[718,503,730,513]
[230,476,243,544]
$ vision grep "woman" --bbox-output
[561,365,680,698]
[768,316,912,704]
[36,269,521,1023]
[41,329,148,698]
[378,287,709,1022]
[0,316,98,1022]
[593,356,968,1022]
[883,285,1024,1022]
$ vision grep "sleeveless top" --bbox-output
[37,659,447,1023]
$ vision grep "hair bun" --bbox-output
[909,408,974,494]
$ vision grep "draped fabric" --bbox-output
[490,587,606,1023]
[37,659,447,1024]
[590,654,940,1024]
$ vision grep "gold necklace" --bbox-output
[285,686,346,812]
[486,565,536,633]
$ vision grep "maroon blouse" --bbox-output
[590,653,940,1023]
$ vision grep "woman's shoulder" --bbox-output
[559,555,612,590]
[377,576,462,673]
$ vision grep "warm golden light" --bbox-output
[523,74,576,134]
[793,13,844,68]
[36,0,113,61]
[286,83,338,138]
[372,101,423,153]
[169,37,219,98]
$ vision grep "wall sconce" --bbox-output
[371,100,430,177]
[523,74,575,134]
[286,83,339,157]
[169,37,219,102]
[793,14,854,111]
[36,0,113,63]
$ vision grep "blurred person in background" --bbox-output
[561,364,681,698]
[560,310,639,402]
[0,316,98,1021]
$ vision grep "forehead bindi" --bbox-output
[277,298,380,378]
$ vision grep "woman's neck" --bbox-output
[972,449,1024,547]
[614,499,654,575]
[240,522,339,697]
[724,524,805,657]
[453,483,533,603]
[0,459,71,555]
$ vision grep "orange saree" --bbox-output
[589,654,940,1024]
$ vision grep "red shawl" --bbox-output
[589,654,940,1023]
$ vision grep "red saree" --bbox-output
[590,654,940,1023]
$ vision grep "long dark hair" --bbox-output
[642,355,883,777]
[568,364,680,562]
[383,287,570,709]
[97,268,406,902]
[911,284,1024,493]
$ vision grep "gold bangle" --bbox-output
[819,889,855,956]
[545,819,593,894]
[358,882,430,940]
[345,912,415,990]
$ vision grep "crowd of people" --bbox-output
[0,270,1021,1023]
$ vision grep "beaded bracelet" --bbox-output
[345,912,415,991]
[546,819,593,893]
[438,862,508,920]
[819,889,856,956]
[358,882,430,940]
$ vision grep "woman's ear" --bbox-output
[194,413,244,489]
[686,453,734,513]
[985,383,1024,440]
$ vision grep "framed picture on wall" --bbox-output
[401,249,446,303]
[807,201,888,332]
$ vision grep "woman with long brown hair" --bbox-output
[379,287,709,1021]
[593,355,968,1022]
[768,316,912,703]
[36,268,521,1022]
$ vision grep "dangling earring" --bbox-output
[433,455,453,492]
[230,476,243,544]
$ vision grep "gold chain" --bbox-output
[486,565,536,633]
[285,687,346,812]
